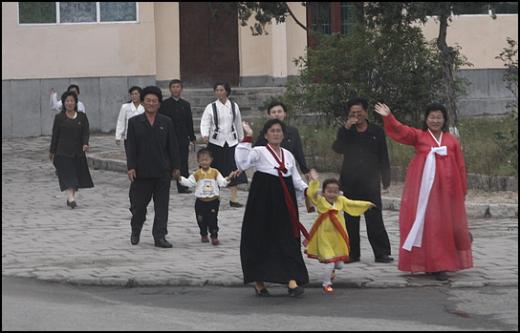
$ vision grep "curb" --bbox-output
[4,273,517,289]
[87,154,518,219]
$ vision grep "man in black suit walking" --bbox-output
[126,86,180,248]
[159,79,196,194]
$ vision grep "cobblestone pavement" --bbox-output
[2,135,518,289]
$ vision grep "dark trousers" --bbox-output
[195,198,220,238]
[176,143,190,192]
[344,207,391,259]
[341,180,391,260]
[129,175,171,241]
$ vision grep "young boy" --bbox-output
[305,170,375,293]
[179,148,238,245]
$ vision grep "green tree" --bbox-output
[285,25,448,127]
[357,2,500,127]
[494,38,518,174]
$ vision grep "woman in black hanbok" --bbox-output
[235,119,309,297]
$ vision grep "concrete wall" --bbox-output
[2,2,157,80]
[2,76,155,138]
[457,69,517,116]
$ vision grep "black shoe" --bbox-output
[345,257,360,264]
[130,230,141,245]
[288,286,304,297]
[67,200,77,209]
[375,255,394,263]
[154,238,173,248]
[229,201,243,208]
[254,287,270,297]
[432,271,449,281]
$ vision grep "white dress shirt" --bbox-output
[200,99,244,147]
[50,92,85,113]
[235,142,308,198]
[115,102,145,140]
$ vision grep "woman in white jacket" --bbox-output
[115,86,144,154]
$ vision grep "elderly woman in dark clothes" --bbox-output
[49,91,94,208]
[236,119,309,297]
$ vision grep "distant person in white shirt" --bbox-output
[50,84,86,113]
[115,86,145,153]
[200,82,247,208]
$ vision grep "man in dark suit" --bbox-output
[159,79,196,194]
[332,97,394,263]
[126,86,180,248]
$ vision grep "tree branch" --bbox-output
[287,4,307,31]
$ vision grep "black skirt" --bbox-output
[53,154,94,192]
[207,142,247,186]
[240,171,309,285]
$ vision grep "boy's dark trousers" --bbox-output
[195,198,220,238]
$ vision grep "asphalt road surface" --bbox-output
[2,277,517,331]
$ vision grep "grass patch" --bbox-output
[286,116,517,177]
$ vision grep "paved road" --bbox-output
[2,135,518,288]
[3,277,517,330]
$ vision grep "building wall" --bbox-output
[154,2,180,82]
[420,14,518,69]
[2,2,157,79]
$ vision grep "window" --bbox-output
[100,2,137,22]
[19,2,56,24]
[310,2,331,34]
[493,2,518,14]
[341,3,359,34]
[18,2,138,24]
[60,2,96,23]
[457,2,518,15]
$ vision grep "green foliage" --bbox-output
[493,38,518,174]
[285,26,446,127]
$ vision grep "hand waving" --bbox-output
[374,103,391,117]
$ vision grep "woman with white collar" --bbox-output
[200,82,247,207]
[375,102,473,281]
[235,119,309,297]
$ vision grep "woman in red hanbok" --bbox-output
[374,103,473,281]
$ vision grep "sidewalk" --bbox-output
[2,134,518,289]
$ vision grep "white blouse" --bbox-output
[200,99,244,147]
[235,142,308,196]
[115,102,145,140]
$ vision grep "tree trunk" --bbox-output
[436,13,458,126]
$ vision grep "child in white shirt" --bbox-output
[179,148,238,245]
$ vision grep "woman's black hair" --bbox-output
[262,118,287,137]
[197,148,213,159]
[266,101,287,115]
[422,103,449,132]
[213,82,231,97]
[140,86,163,103]
[67,84,80,94]
[322,178,341,192]
[128,86,142,94]
[61,91,78,111]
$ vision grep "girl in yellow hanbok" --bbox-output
[305,170,375,293]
